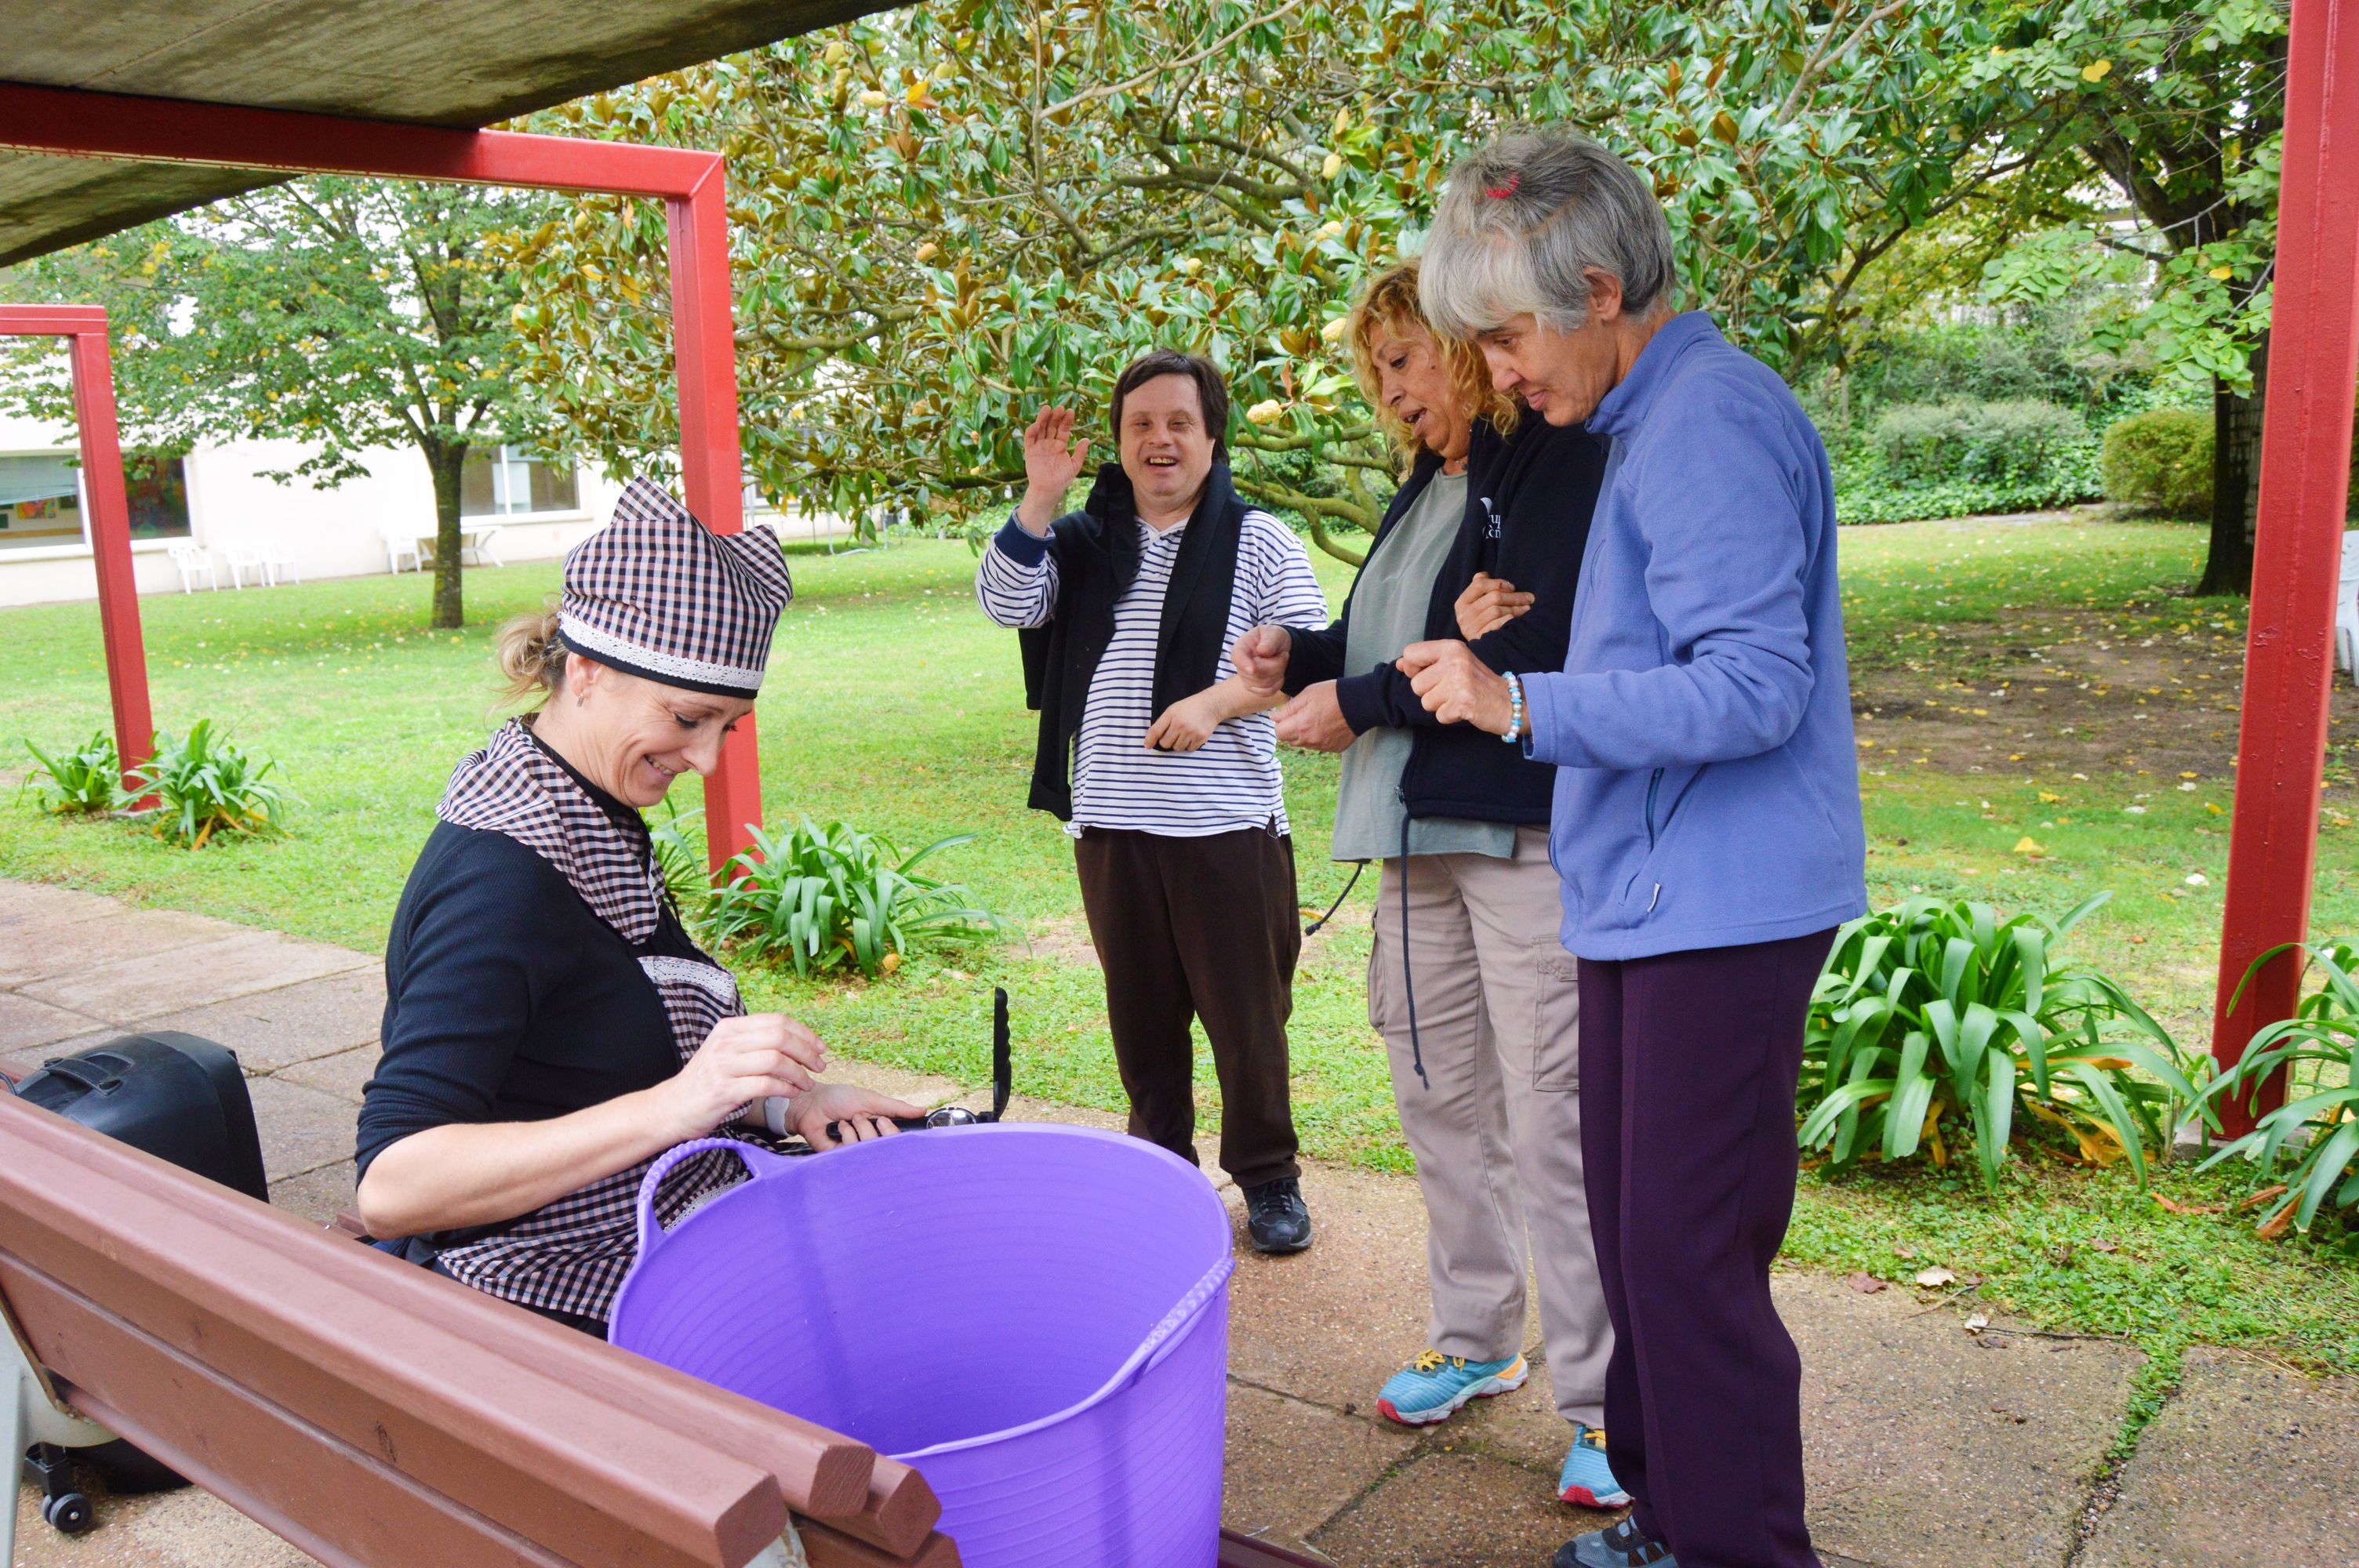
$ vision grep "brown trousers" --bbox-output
[1072,826,1303,1189]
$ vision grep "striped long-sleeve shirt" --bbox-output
[977,508,1330,837]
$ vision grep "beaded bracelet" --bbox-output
[1503,672,1525,742]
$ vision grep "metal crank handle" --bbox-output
[822,1106,981,1141]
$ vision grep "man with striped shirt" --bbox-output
[976,351,1330,1252]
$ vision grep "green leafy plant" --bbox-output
[706,815,1003,978]
[21,731,122,815]
[1801,894,2198,1187]
[2101,408,2213,517]
[125,720,293,849]
[2197,939,2359,1236]
[647,797,715,933]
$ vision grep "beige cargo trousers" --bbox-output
[1368,826,1613,1428]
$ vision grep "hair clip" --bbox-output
[1484,173,1521,198]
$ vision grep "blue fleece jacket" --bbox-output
[1523,311,1866,960]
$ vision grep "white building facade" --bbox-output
[0,416,848,608]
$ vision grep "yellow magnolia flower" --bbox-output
[1245,399,1288,426]
[1322,152,1344,180]
[1321,316,1350,343]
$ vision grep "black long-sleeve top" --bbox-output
[1283,416,1608,826]
[357,762,711,1200]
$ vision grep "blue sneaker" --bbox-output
[1558,1421,1632,1508]
[1375,1349,1528,1426]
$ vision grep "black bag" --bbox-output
[9,1031,269,1203]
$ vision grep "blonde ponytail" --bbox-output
[494,603,567,710]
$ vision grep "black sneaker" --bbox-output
[1243,1176,1313,1254]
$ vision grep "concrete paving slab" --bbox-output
[267,1045,377,1105]
[1223,1162,1536,1414]
[1782,1270,2143,1568]
[243,1076,358,1184]
[0,880,125,935]
[12,1478,320,1568]
[1448,1365,1575,1478]
[1224,1383,1419,1557]
[2078,1346,2359,1568]
[18,934,369,1023]
[0,910,231,989]
[0,993,104,1057]
[138,971,384,1073]
[267,1160,358,1227]
[1309,1450,1597,1567]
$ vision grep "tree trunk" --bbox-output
[2198,332,2266,597]
[423,442,470,630]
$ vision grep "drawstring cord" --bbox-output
[1400,815,1428,1089]
[1303,861,1366,938]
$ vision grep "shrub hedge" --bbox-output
[2101,408,2214,516]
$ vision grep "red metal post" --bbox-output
[0,306,156,803]
[0,82,764,867]
[667,168,763,870]
[2208,0,2359,1134]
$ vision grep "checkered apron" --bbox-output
[430,718,755,1323]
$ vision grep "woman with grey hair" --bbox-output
[1401,130,1866,1568]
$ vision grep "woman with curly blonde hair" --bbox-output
[1232,258,1624,1512]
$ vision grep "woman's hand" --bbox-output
[1230,625,1292,694]
[1144,689,1227,752]
[790,1083,926,1150]
[1398,641,1518,735]
[1274,681,1357,752]
[660,1014,827,1142]
[1456,573,1534,640]
[1015,407,1091,533]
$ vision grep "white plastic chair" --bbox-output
[382,527,423,575]
[460,521,505,568]
[224,544,266,589]
[2337,530,2359,686]
[165,542,216,593]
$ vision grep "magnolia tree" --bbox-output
[503,0,2030,561]
[1,179,551,626]
[1965,0,2288,594]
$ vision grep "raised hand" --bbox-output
[1016,406,1091,532]
[1456,573,1535,640]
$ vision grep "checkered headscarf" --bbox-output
[558,478,794,697]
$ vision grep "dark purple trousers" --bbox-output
[1577,927,1834,1568]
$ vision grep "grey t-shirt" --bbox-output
[1331,470,1516,862]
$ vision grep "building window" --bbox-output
[460,445,580,517]
[123,453,193,541]
[0,451,191,552]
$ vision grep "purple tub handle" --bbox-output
[894,1250,1235,1462]
[634,1137,780,1261]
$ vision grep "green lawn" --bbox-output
[5,517,2355,1403]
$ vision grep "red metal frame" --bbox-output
[0,303,155,804]
[2208,0,2359,1133]
[0,82,761,869]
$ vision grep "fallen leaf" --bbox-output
[1964,1312,1990,1333]
[2014,837,2046,855]
[2235,1182,2289,1213]
[2038,790,2063,804]
[2091,1238,2119,1252]
[1915,1265,1957,1287]
[1845,1272,1887,1294]
[2153,1192,2223,1216]
[1892,1245,1916,1259]
[2255,1204,2295,1240]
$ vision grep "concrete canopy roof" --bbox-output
[0,0,885,267]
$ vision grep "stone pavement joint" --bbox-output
[5,877,2355,1568]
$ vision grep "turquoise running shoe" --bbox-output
[1558,1422,1633,1508]
[1375,1349,1528,1426]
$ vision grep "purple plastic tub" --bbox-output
[609,1123,1234,1567]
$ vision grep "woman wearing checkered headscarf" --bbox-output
[354,479,922,1335]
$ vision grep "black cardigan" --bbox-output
[1282,416,1608,827]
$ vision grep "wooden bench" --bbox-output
[0,1093,951,1566]
[1,1080,1330,1568]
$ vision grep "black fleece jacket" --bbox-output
[1281,416,1608,828]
